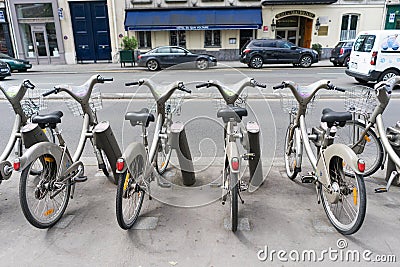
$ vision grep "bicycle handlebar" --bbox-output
[196,83,209,89]
[42,88,58,97]
[97,76,113,83]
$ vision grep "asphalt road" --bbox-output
[1,65,400,266]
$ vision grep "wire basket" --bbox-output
[278,90,319,115]
[65,87,102,117]
[5,86,47,118]
[147,91,185,116]
[213,88,248,111]
[344,86,377,116]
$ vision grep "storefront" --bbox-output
[385,5,400,30]
[0,3,14,57]
[124,7,262,60]
[8,0,65,64]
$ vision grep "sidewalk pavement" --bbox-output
[27,59,334,73]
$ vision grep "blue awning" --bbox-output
[124,8,262,31]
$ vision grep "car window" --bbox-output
[277,41,292,49]
[344,41,354,48]
[354,35,375,52]
[334,42,344,49]
[262,41,276,48]
[251,41,263,47]
[155,47,171,53]
[171,47,186,54]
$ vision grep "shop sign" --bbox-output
[177,26,210,30]
[275,10,315,19]
[389,13,396,23]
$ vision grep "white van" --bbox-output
[346,30,400,83]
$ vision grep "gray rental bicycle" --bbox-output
[275,80,367,235]
[13,75,122,229]
[0,80,54,182]
[116,79,194,230]
[196,78,265,232]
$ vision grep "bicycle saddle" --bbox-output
[32,111,64,129]
[217,106,248,123]
[321,108,352,127]
[125,108,155,127]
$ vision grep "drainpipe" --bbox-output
[381,0,388,30]
[110,0,119,60]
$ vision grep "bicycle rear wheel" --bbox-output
[19,154,71,229]
[116,153,145,230]
[335,120,383,177]
[320,156,366,235]
[224,163,238,232]
[284,126,299,180]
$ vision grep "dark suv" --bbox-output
[240,39,319,68]
[330,40,354,67]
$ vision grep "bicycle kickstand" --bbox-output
[375,171,399,193]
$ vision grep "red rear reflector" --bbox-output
[116,159,124,172]
[340,48,344,55]
[138,55,142,59]
[370,51,378,65]
[243,49,251,54]
[231,157,239,171]
[358,159,365,172]
[13,158,20,171]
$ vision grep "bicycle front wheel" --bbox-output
[335,120,384,177]
[19,154,71,229]
[230,173,239,232]
[116,153,145,230]
[155,138,172,175]
[284,126,299,180]
[320,156,366,235]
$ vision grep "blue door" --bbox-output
[69,1,111,62]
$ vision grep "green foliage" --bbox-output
[121,36,138,51]
[312,43,322,56]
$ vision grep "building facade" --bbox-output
[3,0,396,64]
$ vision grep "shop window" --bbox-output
[340,14,358,41]
[46,23,59,56]
[16,3,53,18]
[138,31,152,48]
[170,30,186,47]
[205,30,221,47]
[20,24,34,58]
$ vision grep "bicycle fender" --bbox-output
[118,142,146,173]
[317,144,363,186]
[226,141,240,174]
[18,142,65,172]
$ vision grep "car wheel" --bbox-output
[299,55,312,68]
[18,69,28,72]
[146,59,159,71]
[333,62,339,67]
[379,69,399,82]
[355,78,368,84]
[196,59,209,70]
[250,56,263,69]
[0,77,5,80]
[343,56,350,67]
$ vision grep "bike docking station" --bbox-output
[168,121,195,186]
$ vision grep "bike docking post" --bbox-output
[169,122,195,186]
[246,121,263,190]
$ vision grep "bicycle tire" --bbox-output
[19,153,71,229]
[320,156,366,235]
[284,126,299,180]
[231,173,239,232]
[335,120,384,177]
[116,153,145,230]
[100,149,118,185]
[155,140,172,175]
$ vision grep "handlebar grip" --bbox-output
[196,83,209,89]
[125,81,140,86]
[102,77,114,82]
[42,88,57,97]
[334,86,346,92]
[256,82,267,88]
[273,84,285,90]
[181,87,192,94]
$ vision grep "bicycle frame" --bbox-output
[283,80,363,188]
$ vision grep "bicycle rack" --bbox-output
[169,122,195,186]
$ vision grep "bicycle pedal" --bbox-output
[301,175,316,184]
[242,153,255,160]
[240,181,249,191]
[72,176,87,183]
[375,187,387,193]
